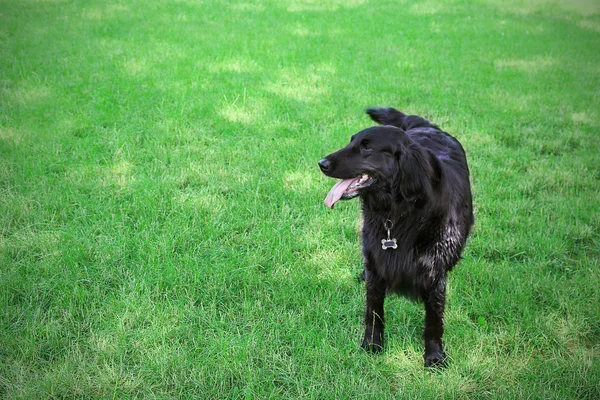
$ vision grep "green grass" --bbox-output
[1,0,599,398]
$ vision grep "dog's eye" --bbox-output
[360,139,371,151]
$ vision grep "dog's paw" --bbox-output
[424,350,447,369]
[361,337,384,353]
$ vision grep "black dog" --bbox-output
[319,107,474,367]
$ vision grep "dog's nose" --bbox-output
[318,158,331,173]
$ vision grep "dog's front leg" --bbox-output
[361,268,386,353]
[423,282,447,368]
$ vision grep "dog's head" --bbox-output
[319,125,437,209]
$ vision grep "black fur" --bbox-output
[319,107,474,367]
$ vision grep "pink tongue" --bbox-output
[324,178,357,209]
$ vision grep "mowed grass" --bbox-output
[1,0,599,398]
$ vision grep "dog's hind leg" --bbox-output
[422,282,447,368]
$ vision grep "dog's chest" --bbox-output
[364,219,462,275]
[363,221,417,268]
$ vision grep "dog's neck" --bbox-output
[362,191,417,219]
[361,197,413,232]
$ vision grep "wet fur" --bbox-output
[319,107,474,367]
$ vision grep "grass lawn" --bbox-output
[1,0,599,398]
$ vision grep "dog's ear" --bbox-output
[396,144,436,203]
[366,107,406,126]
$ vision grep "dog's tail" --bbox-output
[366,107,440,131]
[366,107,406,127]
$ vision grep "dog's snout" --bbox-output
[318,158,332,173]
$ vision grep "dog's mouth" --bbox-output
[324,174,374,209]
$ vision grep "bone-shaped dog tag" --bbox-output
[381,238,398,250]
[381,220,398,250]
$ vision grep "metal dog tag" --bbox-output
[381,219,398,250]
[381,238,398,250]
